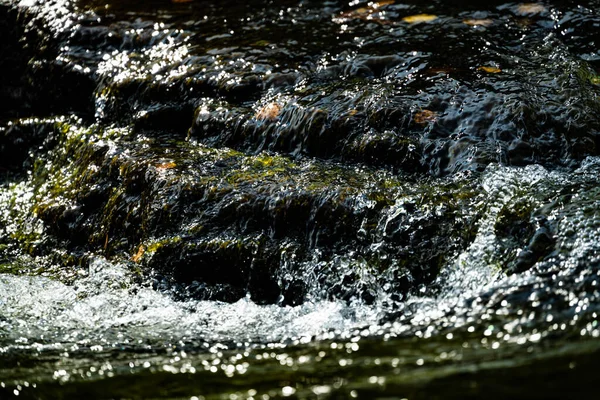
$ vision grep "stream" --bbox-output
[1,0,600,398]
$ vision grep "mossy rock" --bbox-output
[0,117,481,304]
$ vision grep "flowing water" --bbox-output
[1,0,600,398]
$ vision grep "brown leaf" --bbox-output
[256,103,281,121]
[426,67,455,75]
[402,14,438,24]
[463,19,493,27]
[131,245,146,263]
[517,3,546,15]
[373,0,395,8]
[414,110,438,125]
[478,66,502,73]
[336,7,369,22]
[156,161,177,170]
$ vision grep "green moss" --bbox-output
[0,262,25,275]
[366,191,396,207]
[30,121,98,202]
[224,153,297,185]
[571,62,600,89]
[187,224,204,235]
[146,236,183,254]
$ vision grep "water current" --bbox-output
[1,0,600,398]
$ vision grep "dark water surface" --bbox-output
[1,0,600,398]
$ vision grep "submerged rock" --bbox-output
[2,0,594,174]
[3,120,477,304]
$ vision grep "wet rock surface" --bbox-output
[1,0,600,398]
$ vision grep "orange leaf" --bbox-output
[478,66,502,73]
[256,103,281,121]
[131,245,146,263]
[402,14,437,24]
[156,161,177,169]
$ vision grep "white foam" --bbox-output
[0,257,380,350]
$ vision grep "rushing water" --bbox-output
[1,0,600,398]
